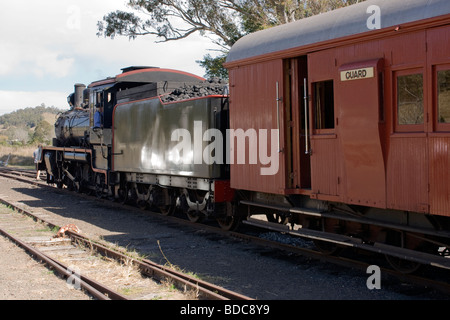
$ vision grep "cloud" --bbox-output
[0,42,75,79]
[0,91,68,115]
[0,4,72,79]
[0,43,18,76]
[0,0,219,115]
[34,51,75,79]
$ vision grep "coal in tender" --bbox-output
[161,78,228,102]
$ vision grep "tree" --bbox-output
[0,104,62,129]
[97,0,365,77]
[97,0,243,51]
[30,120,53,144]
[9,127,30,144]
[196,54,228,79]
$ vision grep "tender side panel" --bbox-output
[113,97,221,179]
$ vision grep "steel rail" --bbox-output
[0,181,252,300]
[68,231,252,300]
[2,168,449,297]
[0,226,125,300]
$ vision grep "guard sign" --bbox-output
[341,67,374,81]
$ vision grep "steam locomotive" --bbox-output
[40,0,450,273]
[42,67,235,227]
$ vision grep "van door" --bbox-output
[308,50,341,199]
[338,59,386,208]
[284,56,311,190]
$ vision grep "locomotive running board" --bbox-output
[242,218,450,270]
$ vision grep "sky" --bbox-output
[0,0,218,115]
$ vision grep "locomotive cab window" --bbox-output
[313,80,335,132]
[395,70,424,131]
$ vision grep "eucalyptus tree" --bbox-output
[97,0,364,77]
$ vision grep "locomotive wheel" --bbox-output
[136,184,150,210]
[186,210,204,223]
[65,176,74,191]
[383,230,423,274]
[313,240,343,255]
[158,189,176,216]
[159,200,176,216]
[179,192,204,223]
[160,204,176,216]
[385,255,422,274]
[137,200,148,210]
[217,216,240,231]
[73,179,82,193]
[216,202,240,231]
[95,173,106,198]
[74,166,84,193]
[95,185,103,198]
[117,186,128,204]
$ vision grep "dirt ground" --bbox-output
[1,175,448,302]
[0,234,90,300]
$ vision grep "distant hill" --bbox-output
[0,104,66,145]
[0,104,64,129]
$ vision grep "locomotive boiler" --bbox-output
[53,84,90,147]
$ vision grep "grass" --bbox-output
[0,144,39,167]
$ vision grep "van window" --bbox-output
[397,73,424,126]
[313,80,335,131]
[438,69,450,124]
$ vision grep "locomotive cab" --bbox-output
[90,87,115,130]
[88,84,115,172]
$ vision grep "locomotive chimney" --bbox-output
[74,83,86,108]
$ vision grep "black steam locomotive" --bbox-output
[40,67,237,229]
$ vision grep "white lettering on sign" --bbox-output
[341,67,375,81]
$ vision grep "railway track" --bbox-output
[0,169,252,300]
[1,167,449,298]
[0,204,127,300]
